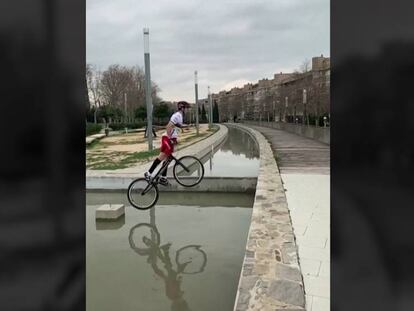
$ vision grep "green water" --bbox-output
[86,192,253,311]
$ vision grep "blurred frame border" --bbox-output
[0,0,85,309]
[1,0,414,310]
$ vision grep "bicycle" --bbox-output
[127,154,205,210]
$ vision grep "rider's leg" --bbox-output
[159,158,170,185]
[146,152,168,178]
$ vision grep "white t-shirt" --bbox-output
[163,111,183,139]
[170,111,183,126]
[171,128,179,139]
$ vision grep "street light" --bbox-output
[194,71,199,135]
[285,96,288,122]
[143,27,153,150]
[303,89,307,126]
[208,86,212,128]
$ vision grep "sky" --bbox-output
[87,0,329,102]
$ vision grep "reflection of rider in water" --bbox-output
[147,242,191,311]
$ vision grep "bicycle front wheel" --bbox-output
[173,155,205,187]
[127,178,159,210]
[129,223,160,255]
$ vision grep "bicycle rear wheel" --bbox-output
[127,178,159,210]
[173,155,204,187]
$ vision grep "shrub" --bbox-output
[86,123,103,136]
[108,122,146,131]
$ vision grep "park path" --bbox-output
[249,125,330,311]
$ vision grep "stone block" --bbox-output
[268,279,305,307]
[95,204,125,220]
[275,263,302,282]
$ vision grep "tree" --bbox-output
[201,104,208,123]
[135,106,147,120]
[299,59,311,73]
[100,64,133,107]
[153,102,171,124]
[213,101,220,123]
[97,105,123,122]
[85,64,91,113]
[86,64,103,123]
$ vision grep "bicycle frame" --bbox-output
[141,155,192,195]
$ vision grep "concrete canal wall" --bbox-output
[227,123,306,311]
[86,176,257,193]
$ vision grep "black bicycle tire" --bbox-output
[175,244,207,274]
[129,223,161,254]
[173,155,205,187]
[127,178,159,210]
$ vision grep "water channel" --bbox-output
[200,126,260,177]
[87,126,260,311]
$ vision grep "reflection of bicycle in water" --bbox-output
[128,216,207,311]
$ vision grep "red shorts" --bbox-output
[160,136,174,156]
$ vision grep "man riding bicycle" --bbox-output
[144,101,190,186]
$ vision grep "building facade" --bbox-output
[213,55,330,126]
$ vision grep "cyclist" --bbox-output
[144,101,190,185]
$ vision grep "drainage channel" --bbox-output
[87,192,254,311]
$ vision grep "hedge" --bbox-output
[86,123,103,136]
[108,122,146,131]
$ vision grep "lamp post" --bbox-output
[124,92,127,122]
[194,71,199,135]
[208,86,212,128]
[303,89,307,126]
[285,96,288,122]
[143,27,153,150]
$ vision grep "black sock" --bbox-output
[148,158,161,173]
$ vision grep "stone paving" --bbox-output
[249,126,330,175]
[228,124,306,311]
[249,125,330,311]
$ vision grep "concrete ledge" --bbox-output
[228,124,306,311]
[86,176,257,193]
[86,133,106,145]
[95,204,125,219]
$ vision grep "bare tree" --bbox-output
[86,64,103,123]
[100,65,134,108]
[299,58,311,73]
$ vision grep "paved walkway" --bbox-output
[249,125,330,311]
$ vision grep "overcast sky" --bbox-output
[87,0,329,102]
